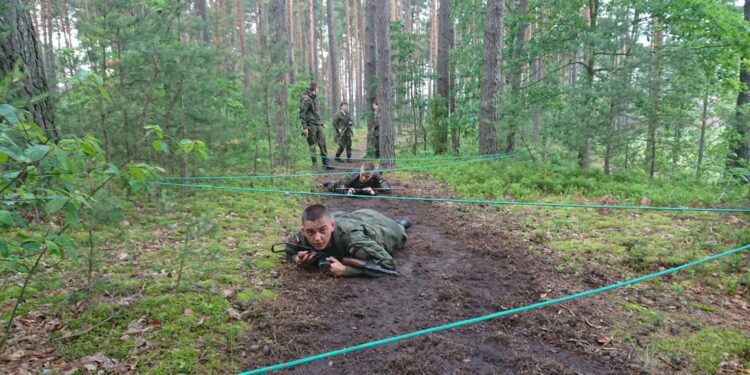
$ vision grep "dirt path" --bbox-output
[241,151,643,374]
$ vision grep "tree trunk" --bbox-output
[308,0,317,78]
[345,0,353,108]
[270,0,290,166]
[287,0,296,83]
[697,78,710,177]
[507,0,527,153]
[0,0,59,141]
[195,0,210,43]
[365,0,378,157]
[645,17,663,178]
[478,0,504,155]
[375,0,396,167]
[436,0,451,153]
[579,1,596,169]
[326,0,340,109]
[353,0,362,118]
[729,0,750,171]
[430,0,438,96]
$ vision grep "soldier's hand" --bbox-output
[327,257,347,277]
[302,128,309,136]
[363,187,375,195]
[347,188,356,195]
[295,251,315,266]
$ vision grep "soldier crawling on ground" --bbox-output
[284,204,411,277]
[322,162,392,196]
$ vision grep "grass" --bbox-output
[0,174,313,373]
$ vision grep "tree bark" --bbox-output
[436,0,451,152]
[478,0,504,155]
[287,0,296,83]
[195,0,210,43]
[270,0,290,165]
[309,0,318,78]
[506,0,527,153]
[375,0,396,167]
[326,0,340,109]
[0,0,59,141]
[365,0,378,157]
[645,17,662,178]
[729,0,750,171]
[697,78,710,177]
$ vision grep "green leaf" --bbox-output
[179,139,195,153]
[0,104,20,125]
[45,240,60,256]
[0,210,12,229]
[152,140,169,155]
[21,240,40,251]
[24,144,50,162]
[65,203,79,225]
[0,146,29,162]
[128,164,146,180]
[0,151,7,163]
[45,196,68,215]
[0,241,8,257]
[104,163,120,175]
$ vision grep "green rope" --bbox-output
[150,181,750,213]
[160,153,520,181]
[238,243,750,375]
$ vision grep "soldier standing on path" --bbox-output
[299,82,333,169]
[333,102,353,163]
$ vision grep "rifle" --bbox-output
[271,242,399,276]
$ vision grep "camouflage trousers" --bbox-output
[304,123,328,165]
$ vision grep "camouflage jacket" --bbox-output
[331,172,391,195]
[286,209,406,277]
[299,89,322,127]
[333,110,353,136]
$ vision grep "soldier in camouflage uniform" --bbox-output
[323,162,391,195]
[286,204,411,277]
[333,102,353,163]
[299,82,333,169]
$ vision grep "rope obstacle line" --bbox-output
[159,152,520,181]
[237,243,750,375]
[150,181,750,213]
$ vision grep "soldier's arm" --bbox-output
[299,97,312,126]
[375,174,392,194]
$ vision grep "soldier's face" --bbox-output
[301,217,335,250]
[359,170,373,184]
[342,104,348,112]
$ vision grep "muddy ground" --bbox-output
[241,158,645,374]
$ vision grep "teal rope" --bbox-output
[238,243,750,375]
[150,182,750,213]
[159,153,519,181]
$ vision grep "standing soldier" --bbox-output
[299,82,333,169]
[333,102,353,163]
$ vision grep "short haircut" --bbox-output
[310,82,318,90]
[361,162,375,173]
[301,204,329,222]
[340,102,348,108]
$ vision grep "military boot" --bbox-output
[310,156,318,167]
[322,157,335,170]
